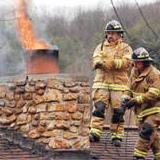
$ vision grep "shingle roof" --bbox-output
[0,126,90,160]
[0,125,156,160]
[90,127,155,160]
[0,134,44,160]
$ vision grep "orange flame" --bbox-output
[16,0,50,50]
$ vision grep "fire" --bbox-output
[16,0,50,50]
[16,0,59,74]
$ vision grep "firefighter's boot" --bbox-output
[133,156,145,160]
[111,138,122,147]
[89,132,100,142]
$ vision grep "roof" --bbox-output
[0,133,44,160]
[90,127,155,160]
[0,126,50,160]
[0,126,90,160]
[0,125,156,160]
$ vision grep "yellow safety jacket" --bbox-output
[129,65,160,120]
[92,39,132,91]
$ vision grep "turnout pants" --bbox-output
[90,88,125,140]
[134,113,160,160]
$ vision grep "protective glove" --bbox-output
[125,98,138,109]
[120,95,131,106]
[94,62,103,70]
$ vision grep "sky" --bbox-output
[31,0,158,17]
[0,0,158,18]
[32,0,158,9]
[33,0,157,7]
[0,0,158,10]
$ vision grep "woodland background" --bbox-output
[0,1,160,76]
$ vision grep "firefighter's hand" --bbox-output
[94,62,103,70]
[121,95,131,106]
[125,98,138,109]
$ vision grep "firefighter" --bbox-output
[89,20,132,147]
[122,47,160,160]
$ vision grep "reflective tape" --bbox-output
[134,148,148,158]
[149,87,160,96]
[155,152,160,158]
[135,95,144,103]
[114,59,123,69]
[92,82,129,91]
[111,132,124,140]
[137,107,160,120]
[90,128,102,137]
[111,135,122,139]
[133,88,160,97]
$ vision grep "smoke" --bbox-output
[0,32,25,76]
[0,4,25,76]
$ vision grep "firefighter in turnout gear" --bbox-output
[122,47,160,160]
[89,20,132,147]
